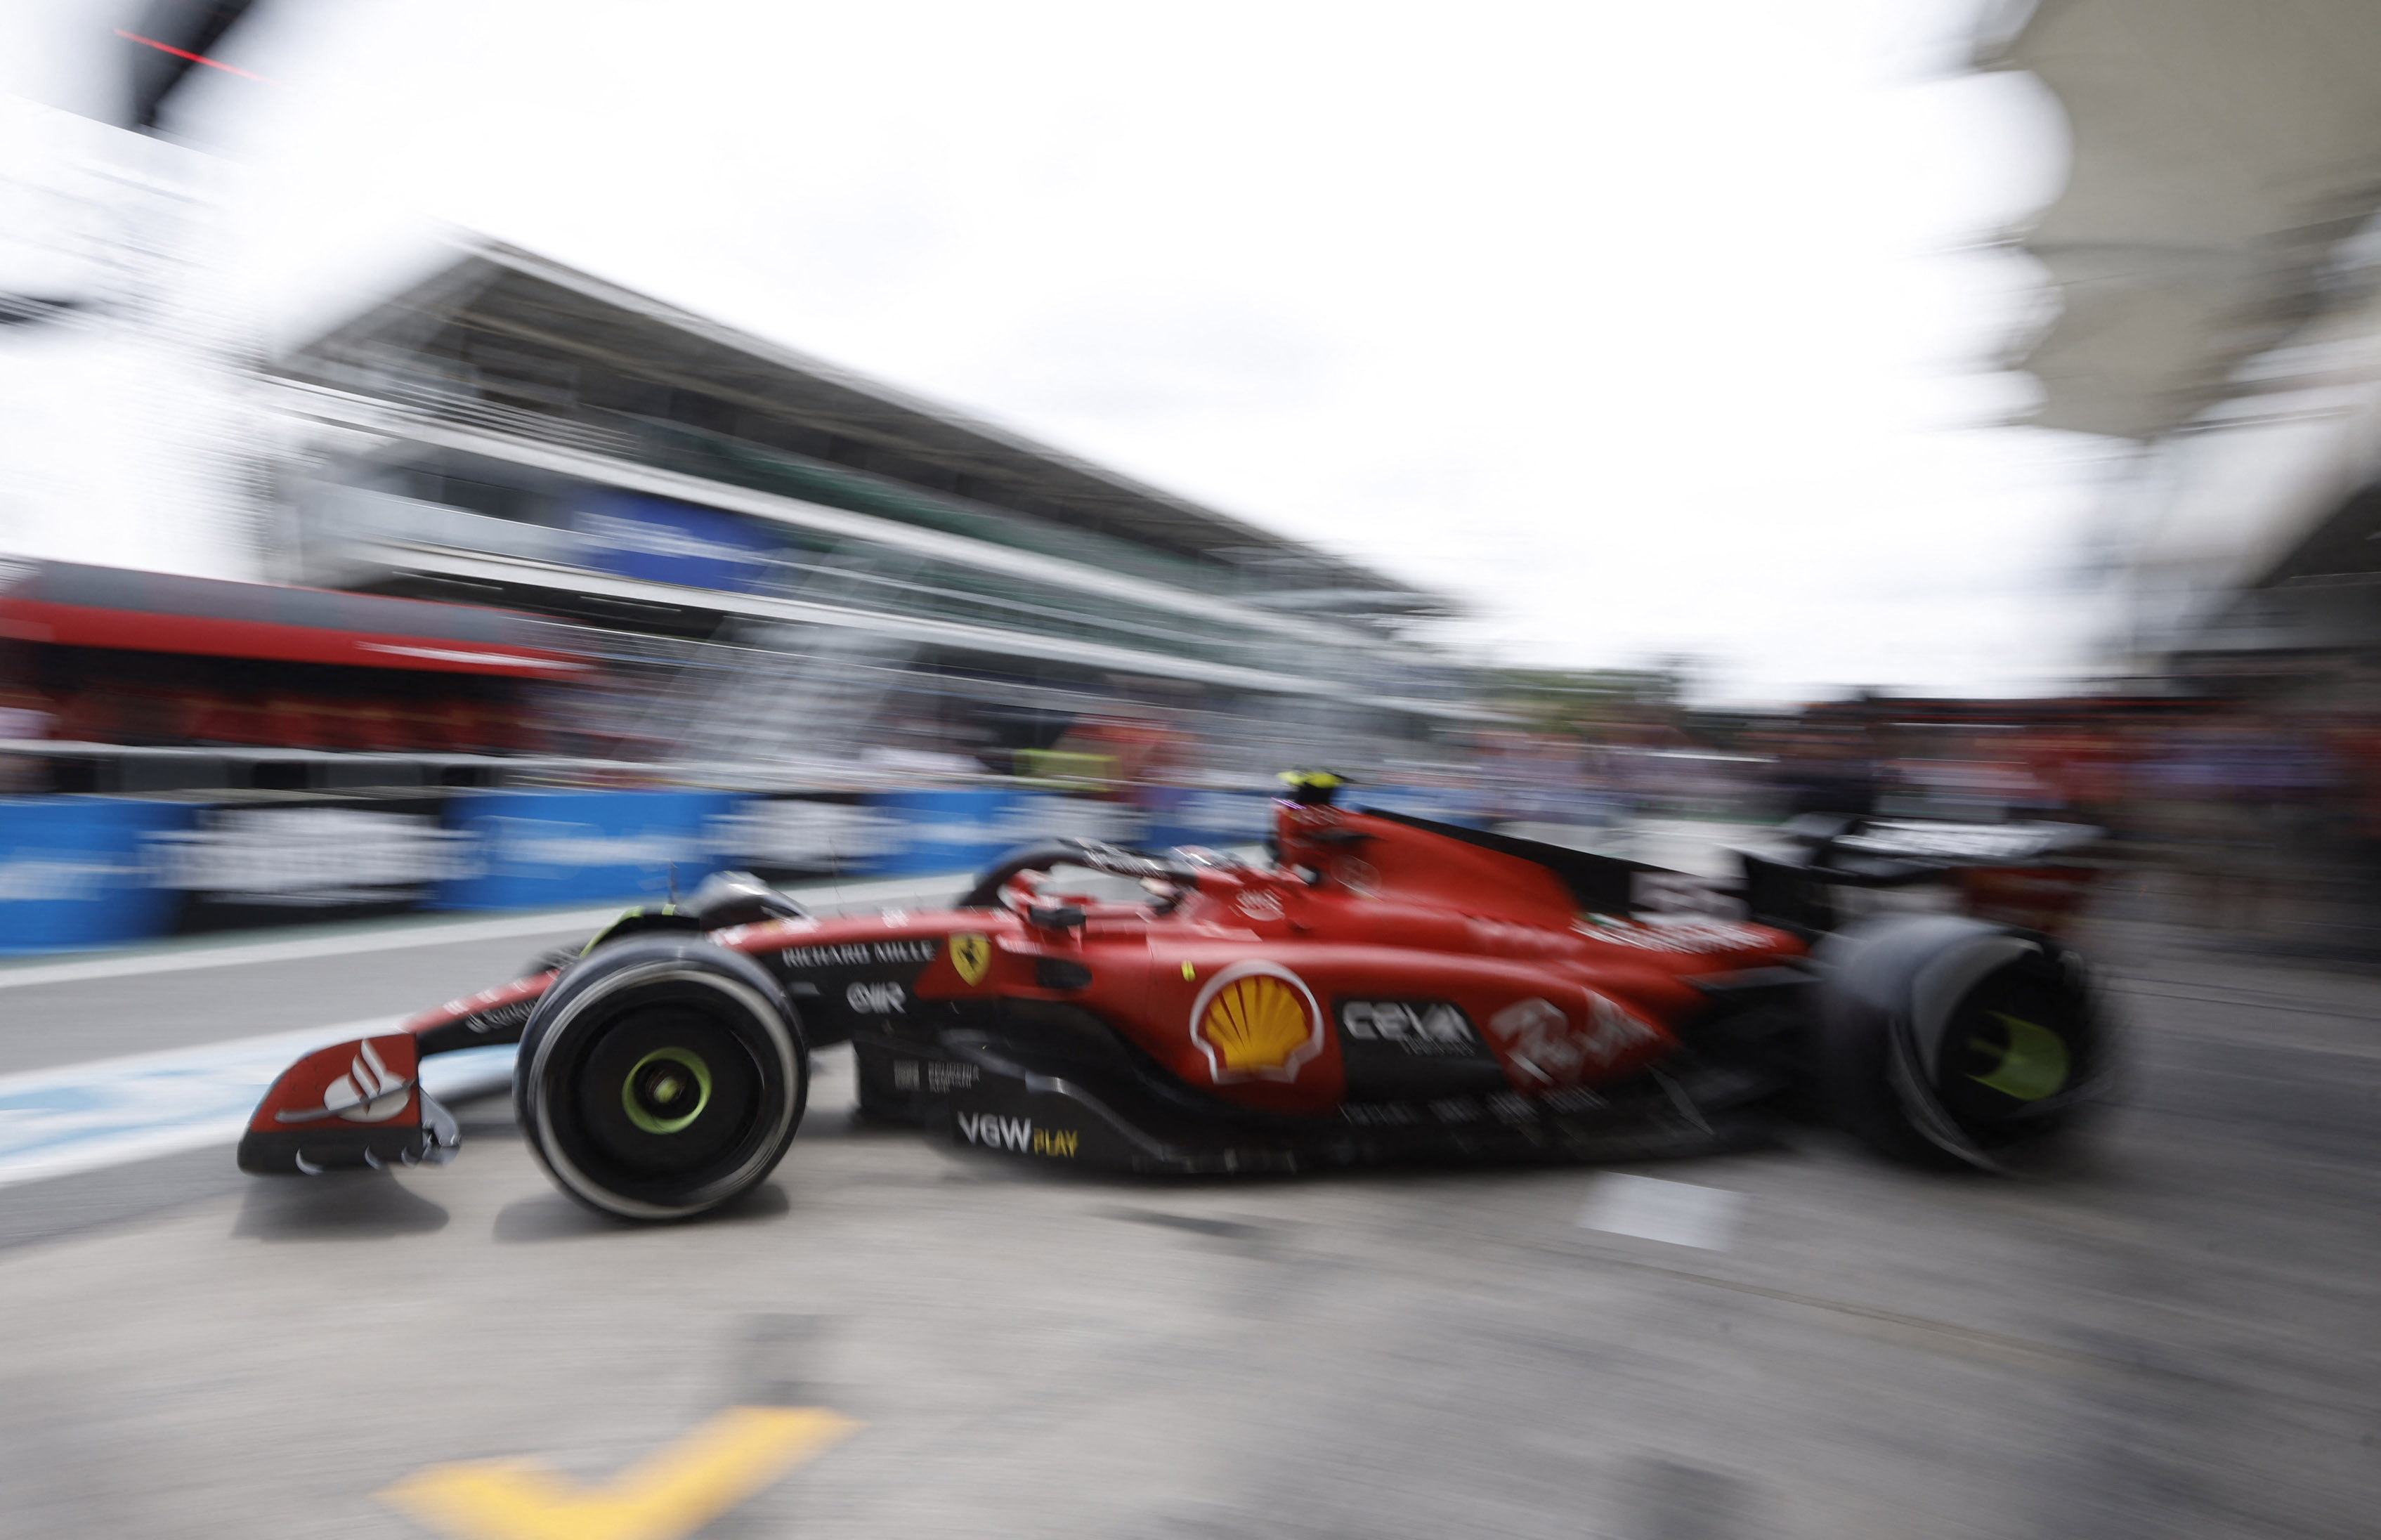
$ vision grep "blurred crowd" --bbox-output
[1756,705,2381,944]
[1,682,537,756]
[14,621,2381,951]
[1452,698,2381,948]
[0,675,539,757]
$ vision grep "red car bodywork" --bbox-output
[248,799,1808,1168]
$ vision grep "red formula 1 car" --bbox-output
[239,780,2110,1220]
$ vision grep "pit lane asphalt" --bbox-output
[0,868,2375,1536]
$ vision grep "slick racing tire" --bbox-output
[522,944,583,978]
[515,934,807,1220]
[1813,914,2106,1171]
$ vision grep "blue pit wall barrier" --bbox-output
[1141,788,1276,849]
[863,788,1025,877]
[436,790,743,911]
[0,783,1483,956]
[0,796,197,954]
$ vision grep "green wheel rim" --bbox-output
[622,1046,713,1134]
[1967,1012,2070,1102]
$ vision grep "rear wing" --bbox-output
[1738,815,2106,935]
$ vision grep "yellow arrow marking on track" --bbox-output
[377,1406,859,1540]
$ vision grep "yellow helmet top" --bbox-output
[1277,769,1347,805]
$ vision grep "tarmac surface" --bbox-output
[0,847,2374,1539]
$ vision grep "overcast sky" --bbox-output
[1,0,2122,703]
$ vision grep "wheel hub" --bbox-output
[622,1046,713,1134]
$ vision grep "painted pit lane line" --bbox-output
[1577,1173,1747,1251]
[0,871,977,1190]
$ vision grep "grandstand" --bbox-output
[263,239,1485,784]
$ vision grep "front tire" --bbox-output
[516,934,806,1220]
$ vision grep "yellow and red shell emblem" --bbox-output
[1189,962,1323,1082]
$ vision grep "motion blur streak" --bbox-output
[0,2,2374,1538]
[111,30,265,83]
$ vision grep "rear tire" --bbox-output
[516,934,805,1220]
[1813,914,2106,1170]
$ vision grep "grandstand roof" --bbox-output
[275,238,1440,611]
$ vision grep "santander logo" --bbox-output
[275,1038,415,1124]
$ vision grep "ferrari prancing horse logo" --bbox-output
[948,932,992,986]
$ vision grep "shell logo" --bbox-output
[1190,961,1324,1082]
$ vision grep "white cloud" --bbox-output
[5,0,2109,702]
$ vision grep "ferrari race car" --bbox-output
[239,779,2111,1220]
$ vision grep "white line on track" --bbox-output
[0,871,970,1188]
[0,872,968,992]
[0,1029,523,1191]
[0,1018,399,1189]
[1577,1174,1747,1251]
